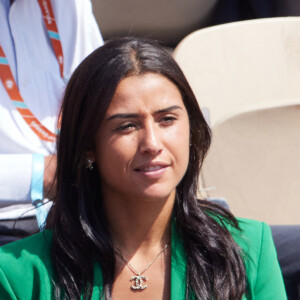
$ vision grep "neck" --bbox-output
[103,191,175,256]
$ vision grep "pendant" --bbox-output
[130,274,148,290]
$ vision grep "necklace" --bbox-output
[115,244,168,290]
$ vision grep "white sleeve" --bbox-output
[0,154,32,203]
[70,0,104,73]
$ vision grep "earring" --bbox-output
[86,158,94,170]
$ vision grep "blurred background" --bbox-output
[92,0,300,47]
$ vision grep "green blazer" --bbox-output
[0,218,286,299]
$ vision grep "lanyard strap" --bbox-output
[0,0,64,142]
[31,153,48,230]
[0,46,56,142]
[37,0,64,79]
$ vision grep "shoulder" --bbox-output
[225,218,287,299]
[227,218,279,265]
[226,218,271,250]
[214,216,272,255]
[0,230,52,261]
[0,230,54,299]
[224,218,276,271]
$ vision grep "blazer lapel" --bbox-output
[170,220,187,300]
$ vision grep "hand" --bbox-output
[43,155,57,200]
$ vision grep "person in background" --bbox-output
[0,0,103,245]
[214,0,276,24]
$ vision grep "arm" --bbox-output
[0,268,16,300]
[72,0,104,63]
[0,232,54,299]
[252,222,287,300]
[56,0,104,77]
[43,154,56,200]
[233,219,287,299]
[0,154,56,203]
[0,154,32,203]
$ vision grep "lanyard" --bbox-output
[0,0,64,142]
[37,0,64,79]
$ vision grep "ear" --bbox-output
[85,151,95,162]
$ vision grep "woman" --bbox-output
[0,38,286,299]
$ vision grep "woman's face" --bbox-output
[93,73,190,202]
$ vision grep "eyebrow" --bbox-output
[105,105,182,121]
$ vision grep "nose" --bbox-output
[139,121,163,155]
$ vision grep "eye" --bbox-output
[159,116,177,126]
[114,122,137,132]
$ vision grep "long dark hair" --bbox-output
[47,37,246,299]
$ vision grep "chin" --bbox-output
[136,186,176,202]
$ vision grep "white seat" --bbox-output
[173,17,300,127]
[202,104,300,225]
[173,18,300,224]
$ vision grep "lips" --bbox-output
[137,165,166,172]
[134,162,169,172]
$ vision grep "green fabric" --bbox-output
[0,218,286,299]
[170,218,287,300]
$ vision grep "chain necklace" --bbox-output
[115,244,168,290]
